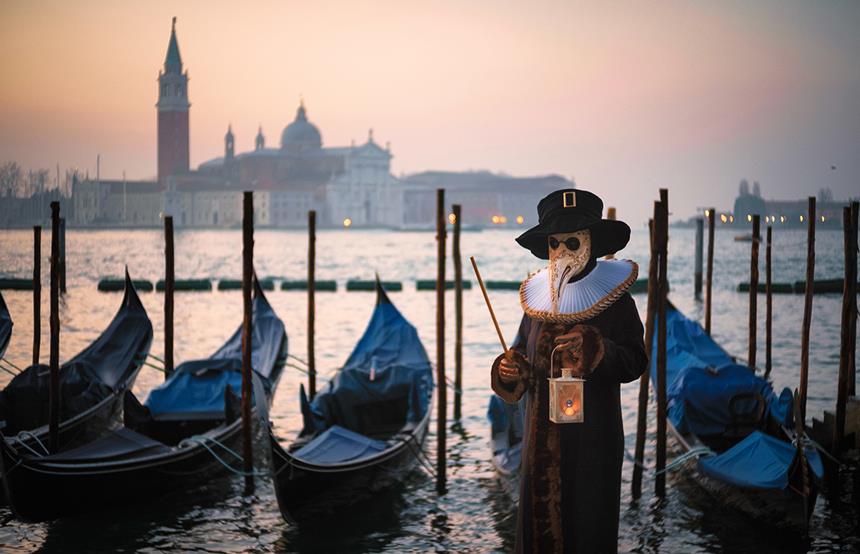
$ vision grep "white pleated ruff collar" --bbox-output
[519,259,639,323]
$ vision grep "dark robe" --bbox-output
[492,292,647,553]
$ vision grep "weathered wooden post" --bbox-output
[632,218,658,498]
[834,203,858,456]
[605,207,617,260]
[765,225,773,379]
[49,202,60,453]
[452,204,463,421]
[798,197,815,423]
[694,216,703,299]
[848,201,858,398]
[436,188,447,494]
[655,190,669,497]
[308,210,317,400]
[164,216,175,379]
[59,217,67,294]
[241,191,254,493]
[748,214,760,370]
[705,207,715,335]
[33,225,41,366]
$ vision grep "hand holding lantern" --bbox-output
[553,324,604,376]
[549,325,604,424]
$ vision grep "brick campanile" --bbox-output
[157,17,190,185]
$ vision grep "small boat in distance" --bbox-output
[0,289,12,359]
[270,278,433,522]
[0,278,287,521]
[0,271,153,455]
[654,303,822,531]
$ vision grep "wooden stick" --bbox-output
[308,210,317,400]
[33,225,41,366]
[469,256,508,353]
[765,225,772,379]
[452,204,463,421]
[164,216,174,379]
[632,218,657,498]
[694,216,703,299]
[435,188,447,495]
[799,196,815,423]
[49,202,60,453]
[705,207,715,335]
[748,214,760,370]
[655,192,669,497]
[241,191,254,493]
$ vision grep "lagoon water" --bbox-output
[0,226,857,553]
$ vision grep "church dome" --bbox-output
[280,102,322,152]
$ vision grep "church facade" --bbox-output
[71,19,571,229]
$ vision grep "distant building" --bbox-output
[67,18,578,229]
[730,180,846,228]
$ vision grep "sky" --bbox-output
[1,0,858,223]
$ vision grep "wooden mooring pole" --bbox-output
[834,202,858,456]
[705,208,715,335]
[49,202,60,453]
[655,190,669,496]
[606,207,616,260]
[436,188,447,494]
[748,214,760,370]
[632,218,658,498]
[799,196,815,423]
[33,225,41,366]
[241,191,254,493]
[765,225,773,379]
[694,216,703,299]
[59,217,66,294]
[308,210,317,400]
[848,201,858,398]
[452,204,463,421]
[164,216,175,379]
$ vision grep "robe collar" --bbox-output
[519,259,638,324]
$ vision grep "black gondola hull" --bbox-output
[270,412,430,522]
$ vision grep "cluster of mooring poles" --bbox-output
[13,190,856,504]
[631,192,859,501]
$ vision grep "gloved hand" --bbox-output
[494,349,530,384]
[553,324,604,376]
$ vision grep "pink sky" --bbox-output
[1,0,857,223]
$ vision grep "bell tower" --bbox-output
[157,17,190,185]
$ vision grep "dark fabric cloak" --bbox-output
[492,292,647,553]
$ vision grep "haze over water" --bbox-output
[0,227,856,552]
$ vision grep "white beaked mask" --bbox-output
[548,229,591,313]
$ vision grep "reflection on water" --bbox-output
[0,227,857,552]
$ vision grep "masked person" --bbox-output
[492,189,647,553]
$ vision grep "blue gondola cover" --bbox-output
[699,431,824,489]
[293,425,387,464]
[651,308,793,437]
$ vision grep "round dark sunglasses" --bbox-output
[549,236,581,251]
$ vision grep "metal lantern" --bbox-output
[548,346,585,424]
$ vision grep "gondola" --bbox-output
[0,279,287,521]
[655,302,823,531]
[0,289,12,359]
[0,271,153,455]
[487,395,523,502]
[269,279,433,522]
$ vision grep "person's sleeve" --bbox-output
[592,293,647,384]
[490,314,531,403]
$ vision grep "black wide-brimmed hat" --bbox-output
[515,189,630,259]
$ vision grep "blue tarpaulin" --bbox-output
[650,307,793,437]
[699,431,824,489]
[298,288,432,461]
[294,425,387,464]
[145,287,286,419]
